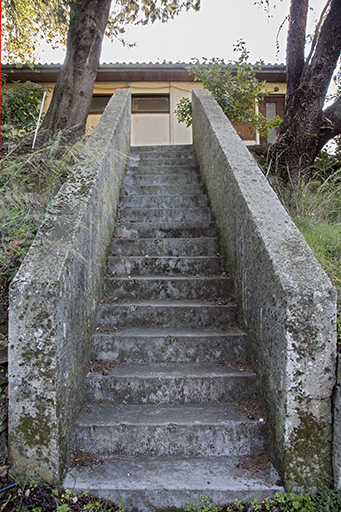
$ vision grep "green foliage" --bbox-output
[185,495,220,512]
[175,40,282,137]
[1,0,69,63]
[1,78,48,141]
[313,486,341,511]
[270,156,341,350]
[175,97,193,128]
[2,484,341,511]
[2,0,200,64]
[0,482,117,511]
[0,137,87,311]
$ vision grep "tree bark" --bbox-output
[286,0,308,106]
[272,0,341,184]
[40,0,112,140]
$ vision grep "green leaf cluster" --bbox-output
[175,40,282,137]
[1,0,69,63]
[2,0,201,64]
[1,78,48,140]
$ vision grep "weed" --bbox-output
[185,495,220,512]
[0,137,87,317]
[271,164,341,349]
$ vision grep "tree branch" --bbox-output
[303,0,331,75]
[318,95,341,150]
[304,0,341,102]
[286,0,308,105]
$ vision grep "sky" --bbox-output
[26,0,328,66]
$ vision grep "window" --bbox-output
[132,94,170,114]
[89,95,112,114]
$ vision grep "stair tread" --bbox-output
[93,326,243,337]
[119,194,208,199]
[99,299,235,307]
[64,455,283,492]
[113,238,219,244]
[87,362,254,377]
[108,255,222,260]
[70,146,275,506]
[104,275,226,280]
[117,221,214,226]
[118,208,210,212]
[77,403,262,426]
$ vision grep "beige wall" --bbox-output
[86,81,203,145]
[39,80,285,146]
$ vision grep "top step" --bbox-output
[129,146,197,165]
[130,145,194,154]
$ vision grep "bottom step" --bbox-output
[64,455,284,512]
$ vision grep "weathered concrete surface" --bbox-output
[333,354,341,488]
[192,89,337,490]
[74,403,268,456]
[8,89,131,485]
[64,456,283,512]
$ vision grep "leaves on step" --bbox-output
[235,399,265,421]
[95,325,119,333]
[100,296,124,304]
[70,449,104,469]
[236,451,271,475]
[204,297,233,305]
[89,357,122,375]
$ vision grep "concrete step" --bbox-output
[106,255,223,276]
[84,363,256,404]
[64,455,283,512]
[129,147,196,161]
[68,145,276,508]
[123,174,201,187]
[129,146,195,156]
[92,327,247,363]
[98,300,237,329]
[118,207,211,223]
[74,403,268,457]
[110,237,219,256]
[130,144,194,154]
[125,166,200,175]
[102,276,231,301]
[115,222,216,239]
[121,183,204,196]
[128,155,197,165]
[119,195,208,209]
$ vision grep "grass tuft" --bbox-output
[0,137,87,325]
[270,165,341,348]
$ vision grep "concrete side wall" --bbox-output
[333,355,341,488]
[192,89,337,490]
[8,89,131,485]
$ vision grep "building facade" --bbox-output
[1,62,286,146]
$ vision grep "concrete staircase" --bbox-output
[64,145,282,510]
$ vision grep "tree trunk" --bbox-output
[40,0,112,140]
[272,0,341,184]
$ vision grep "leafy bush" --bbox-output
[1,77,48,141]
[175,40,282,138]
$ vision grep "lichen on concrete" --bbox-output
[9,89,131,485]
[192,88,337,490]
